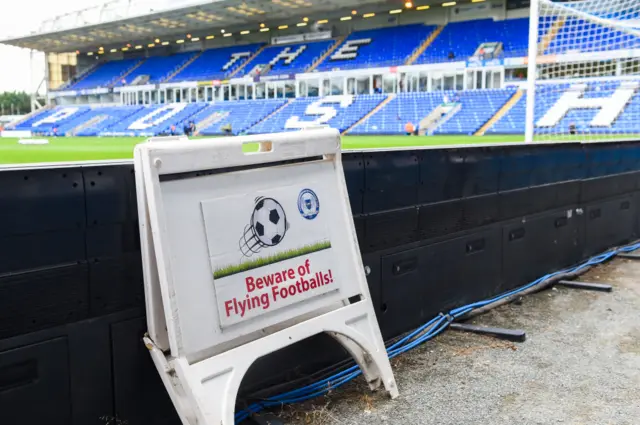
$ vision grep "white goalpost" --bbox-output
[525,0,640,143]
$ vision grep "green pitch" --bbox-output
[0,135,524,165]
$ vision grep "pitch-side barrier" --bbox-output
[2,135,640,425]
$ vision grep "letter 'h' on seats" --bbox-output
[537,81,639,128]
[270,45,307,66]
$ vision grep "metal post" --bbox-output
[525,0,540,143]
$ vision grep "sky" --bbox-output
[0,0,178,94]
[0,0,97,93]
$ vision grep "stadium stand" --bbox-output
[350,92,451,135]
[350,88,517,135]
[315,24,437,71]
[55,17,539,91]
[247,94,386,134]
[12,106,90,133]
[416,18,529,63]
[488,80,640,135]
[76,106,146,136]
[56,63,100,91]
[116,52,198,85]
[434,88,517,135]
[12,107,71,130]
[68,58,142,90]
[196,99,288,135]
[548,17,640,53]
[534,81,640,135]
[100,103,209,136]
[169,43,264,82]
[486,91,528,134]
[239,40,335,76]
[14,82,640,137]
[11,105,148,136]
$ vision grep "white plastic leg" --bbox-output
[149,302,398,425]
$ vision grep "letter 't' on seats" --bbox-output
[222,52,252,71]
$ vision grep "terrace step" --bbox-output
[228,45,267,78]
[343,94,396,135]
[540,17,566,53]
[109,59,146,88]
[475,89,524,136]
[405,25,444,65]
[67,114,109,136]
[306,36,345,72]
[164,51,203,83]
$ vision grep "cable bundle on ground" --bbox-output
[235,241,640,423]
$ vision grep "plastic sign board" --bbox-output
[135,129,398,425]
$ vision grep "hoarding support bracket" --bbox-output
[616,252,640,260]
[449,323,526,343]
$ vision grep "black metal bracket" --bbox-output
[449,323,526,343]
[249,414,286,425]
[556,280,613,292]
[617,252,640,260]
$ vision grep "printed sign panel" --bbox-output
[202,184,335,327]
[152,145,363,356]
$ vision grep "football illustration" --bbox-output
[239,197,289,257]
[252,198,287,246]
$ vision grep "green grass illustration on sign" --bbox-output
[214,241,332,279]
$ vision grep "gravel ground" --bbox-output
[271,258,640,425]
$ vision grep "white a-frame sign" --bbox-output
[134,128,398,425]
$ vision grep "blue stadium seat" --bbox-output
[351,89,516,135]
[247,95,386,134]
[434,88,517,135]
[16,81,640,138]
[486,91,528,134]
[99,103,209,136]
[548,17,639,54]
[316,24,436,71]
[351,92,450,135]
[190,99,287,135]
[239,40,335,76]
[76,106,146,136]
[416,18,529,64]
[13,106,92,135]
[533,82,640,136]
[12,107,70,131]
[488,81,640,135]
[170,44,264,82]
[118,52,197,85]
[68,59,142,90]
[13,105,150,137]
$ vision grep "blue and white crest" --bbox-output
[298,189,320,220]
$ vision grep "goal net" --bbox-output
[525,0,640,143]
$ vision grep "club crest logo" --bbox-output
[298,189,320,220]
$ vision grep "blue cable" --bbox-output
[235,241,640,423]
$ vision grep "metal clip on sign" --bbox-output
[134,128,398,425]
